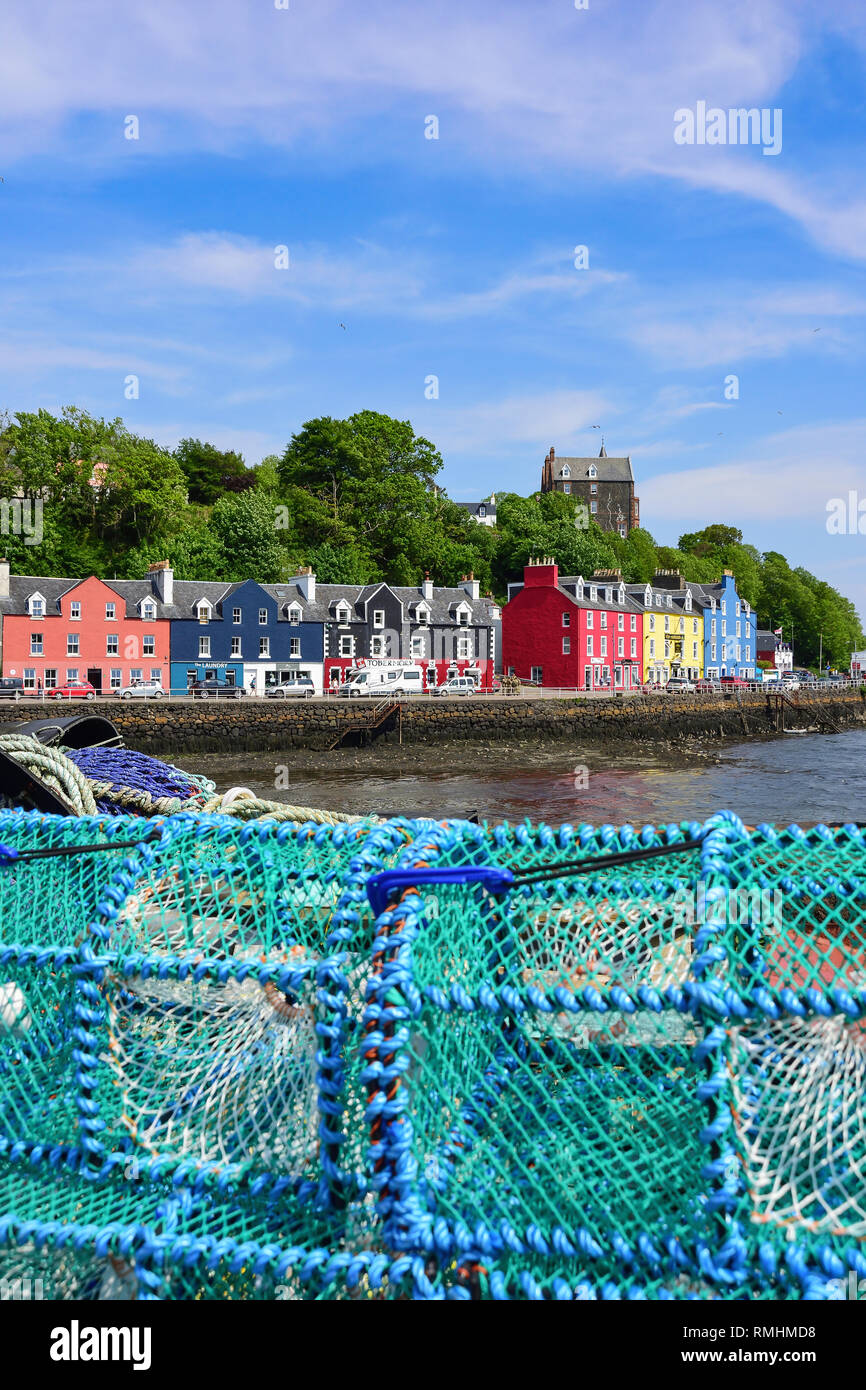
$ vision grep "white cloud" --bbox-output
[134,233,424,308]
[1,1,865,262]
[640,419,866,523]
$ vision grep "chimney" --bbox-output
[422,571,434,602]
[295,565,316,603]
[722,568,733,578]
[148,560,173,607]
[550,446,555,460]
[460,570,480,601]
[524,556,559,587]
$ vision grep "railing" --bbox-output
[3,680,862,705]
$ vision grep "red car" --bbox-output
[719,675,749,688]
[52,680,97,701]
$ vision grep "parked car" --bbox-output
[695,678,721,692]
[190,680,245,700]
[434,676,477,698]
[719,675,749,688]
[118,679,165,700]
[265,677,316,699]
[0,677,25,701]
[780,677,801,691]
[52,680,97,701]
[665,677,696,694]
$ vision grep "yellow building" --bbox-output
[624,576,704,684]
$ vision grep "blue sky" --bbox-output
[1,0,865,618]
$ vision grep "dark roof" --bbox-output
[0,575,78,615]
[552,456,633,483]
[455,499,496,518]
[265,581,498,626]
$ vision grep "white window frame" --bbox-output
[143,635,155,657]
[106,634,119,655]
[233,607,242,625]
[259,609,268,626]
[66,634,79,656]
[372,609,385,629]
[199,636,211,657]
[105,602,116,621]
[231,637,242,656]
[259,637,270,657]
[109,669,122,689]
[30,633,43,656]
[290,637,301,658]
[70,601,81,621]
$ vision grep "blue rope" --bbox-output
[63,747,208,813]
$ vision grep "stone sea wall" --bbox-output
[3,689,864,754]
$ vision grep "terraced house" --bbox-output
[625,571,705,684]
[503,558,644,691]
[273,568,501,691]
[647,569,756,679]
[168,573,324,694]
[0,559,170,693]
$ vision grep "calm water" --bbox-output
[186,727,866,828]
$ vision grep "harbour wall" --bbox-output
[3,690,864,754]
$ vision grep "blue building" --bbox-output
[649,569,756,679]
[167,575,325,694]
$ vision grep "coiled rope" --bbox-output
[0,735,366,826]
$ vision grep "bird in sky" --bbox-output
[338,323,347,330]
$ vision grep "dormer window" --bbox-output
[478,505,486,518]
[587,464,597,479]
[561,464,570,479]
[618,587,625,605]
[589,586,597,602]
[28,593,45,620]
[415,604,430,626]
[288,605,302,623]
[197,601,211,624]
[336,605,350,625]
[666,596,672,608]
[576,583,584,601]
[142,601,157,621]
[685,593,692,611]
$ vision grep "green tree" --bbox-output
[174,438,249,505]
[210,491,285,583]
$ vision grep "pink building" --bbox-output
[0,562,171,694]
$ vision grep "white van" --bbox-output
[338,666,425,697]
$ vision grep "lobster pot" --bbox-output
[86,814,401,1181]
[706,820,866,1294]
[713,821,866,1001]
[364,819,725,1291]
[0,812,172,1150]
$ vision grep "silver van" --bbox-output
[434,676,477,697]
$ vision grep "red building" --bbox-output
[503,557,644,691]
[0,565,170,694]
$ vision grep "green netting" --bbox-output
[3,808,865,1299]
[364,819,722,1282]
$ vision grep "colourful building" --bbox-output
[503,558,644,691]
[0,561,170,693]
[624,573,704,683]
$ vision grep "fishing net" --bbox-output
[362,818,728,1289]
[0,810,424,1299]
[705,821,866,1296]
[3,807,866,1300]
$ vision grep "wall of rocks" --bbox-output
[2,689,863,754]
